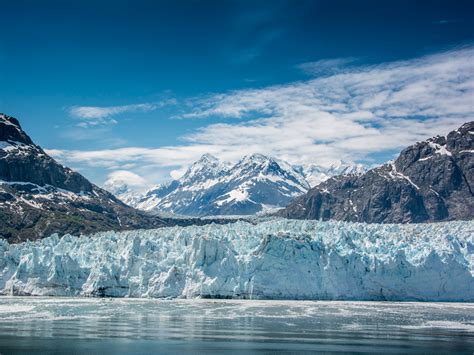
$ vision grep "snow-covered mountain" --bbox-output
[110,154,367,217]
[103,179,144,207]
[121,153,314,216]
[299,160,366,187]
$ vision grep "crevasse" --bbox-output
[0,219,473,301]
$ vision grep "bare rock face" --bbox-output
[279,122,474,223]
[0,115,94,193]
[0,114,172,242]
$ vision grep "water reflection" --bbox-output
[0,297,473,353]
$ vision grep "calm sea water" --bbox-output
[0,297,473,354]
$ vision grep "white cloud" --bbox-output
[50,47,474,184]
[179,47,474,163]
[104,170,148,188]
[297,57,358,76]
[46,145,221,170]
[69,100,176,127]
[170,167,188,180]
[70,103,155,119]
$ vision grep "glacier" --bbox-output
[0,219,473,301]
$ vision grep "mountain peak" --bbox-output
[128,152,311,216]
[458,121,474,132]
[247,153,271,161]
[238,153,274,167]
[197,153,219,163]
[0,113,21,128]
[181,153,225,182]
[301,160,366,187]
[104,180,130,196]
[0,113,33,145]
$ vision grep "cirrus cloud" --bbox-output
[69,99,176,128]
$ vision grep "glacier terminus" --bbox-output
[1,218,473,301]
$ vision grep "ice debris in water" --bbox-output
[0,219,473,300]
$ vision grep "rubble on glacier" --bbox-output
[0,218,473,301]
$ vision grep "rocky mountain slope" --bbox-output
[279,121,474,223]
[0,114,172,242]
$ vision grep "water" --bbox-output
[0,297,473,354]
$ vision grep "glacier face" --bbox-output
[0,219,473,301]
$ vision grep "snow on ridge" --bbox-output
[388,162,420,190]
[0,114,20,129]
[428,141,452,157]
[301,160,366,187]
[216,187,251,206]
[111,152,366,216]
[127,153,314,216]
[0,180,94,209]
[1,219,473,301]
[0,141,34,156]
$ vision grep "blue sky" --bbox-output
[1,0,473,189]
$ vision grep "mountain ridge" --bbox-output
[132,153,310,216]
[110,153,365,216]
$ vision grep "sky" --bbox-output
[1,0,473,190]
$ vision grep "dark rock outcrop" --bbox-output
[278,122,474,223]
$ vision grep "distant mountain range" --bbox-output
[297,161,366,187]
[107,154,365,216]
[279,121,474,223]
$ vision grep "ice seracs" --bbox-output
[1,219,473,301]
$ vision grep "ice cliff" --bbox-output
[0,219,473,301]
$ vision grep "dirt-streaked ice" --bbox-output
[0,219,473,300]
